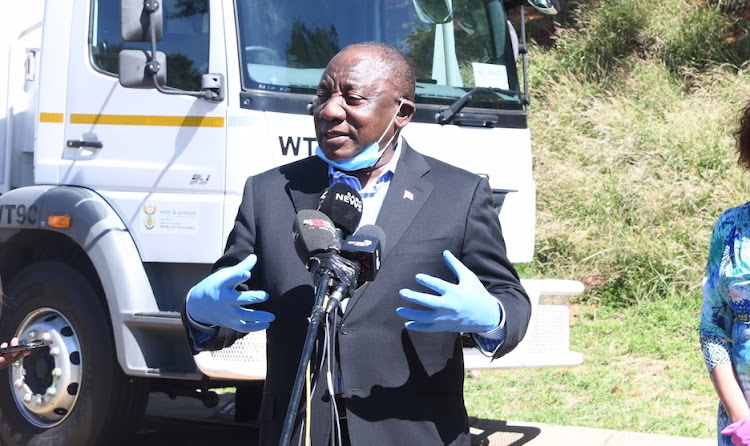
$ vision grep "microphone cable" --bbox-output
[305,361,311,446]
[298,300,344,446]
[326,308,343,446]
[299,329,325,446]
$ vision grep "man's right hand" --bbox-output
[186,254,275,333]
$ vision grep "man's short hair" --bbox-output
[342,42,416,101]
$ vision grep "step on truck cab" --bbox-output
[0,0,582,444]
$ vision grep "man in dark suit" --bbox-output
[182,42,531,446]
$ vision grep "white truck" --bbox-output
[0,0,582,444]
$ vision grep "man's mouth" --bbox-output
[321,131,350,144]
[326,130,347,137]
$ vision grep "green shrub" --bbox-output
[535,0,743,82]
[553,0,650,79]
[657,4,739,72]
[526,51,750,306]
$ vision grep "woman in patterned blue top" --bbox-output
[701,100,750,446]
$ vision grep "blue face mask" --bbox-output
[316,99,405,172]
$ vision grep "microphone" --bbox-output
[317,183,363,237]
[292,208,358,307]
[341,224,386,283]
[292,209,338,267]
[291,186,368,313]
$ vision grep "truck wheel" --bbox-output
[0,261,149,446]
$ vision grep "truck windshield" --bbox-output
[236,0,522,110]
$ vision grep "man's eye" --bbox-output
[315,94,329,104]
[345,96,364,105]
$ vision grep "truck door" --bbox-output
[61,0,227,263]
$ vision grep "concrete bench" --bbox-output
[463,279,584,370]
[194,279,585,379]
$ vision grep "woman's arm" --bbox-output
[711,362,750,422]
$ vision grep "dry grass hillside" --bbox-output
[463,0,750,438]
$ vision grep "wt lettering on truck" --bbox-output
[0,204,39,225]
[279,136,317,157]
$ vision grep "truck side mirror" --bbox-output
[413,0,453,24]
[526,0,559,15]
[118,0,222,101]
[121,0,163,42]
[118,50,167,88]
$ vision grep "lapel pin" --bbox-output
[403,190,414,200]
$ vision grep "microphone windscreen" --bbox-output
[292,209,337,264]
[317,183,362,236]
[354,224,386,253]
[341,224,385,282]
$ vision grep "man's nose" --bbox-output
[317,96,346,121]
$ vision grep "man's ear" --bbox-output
[395,99,416,129]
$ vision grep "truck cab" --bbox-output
[0,1,582,444]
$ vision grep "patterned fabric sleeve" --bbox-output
[702,335,732,373]
[699,210,735,373]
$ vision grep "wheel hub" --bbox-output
[9,308,82,427]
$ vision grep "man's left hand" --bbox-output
[396,250,500,333]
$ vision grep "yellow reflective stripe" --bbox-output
[39,113,225,127]
[39,113,64,123]
[68,113,225,127]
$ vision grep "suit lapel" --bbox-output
[344,140,434,317]
[375,143,433,261]
[285,156,330,212]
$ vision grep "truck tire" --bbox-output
[0,261,149,446]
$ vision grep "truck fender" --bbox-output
[0,185,161,376]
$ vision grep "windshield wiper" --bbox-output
[435,86,522,125]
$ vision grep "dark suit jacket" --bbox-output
[183,140,531,445]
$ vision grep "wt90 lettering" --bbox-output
[0,204,39,225]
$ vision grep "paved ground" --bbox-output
[136,416,257,446]
[136,393,256,445]
[139,393,716,446]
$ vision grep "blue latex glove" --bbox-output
[396,250,500,333]
[186,254,274,333]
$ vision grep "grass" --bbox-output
[464,297,717,438]
[461,0,750,439]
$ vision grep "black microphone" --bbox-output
[317,183,363,237]
[341,224,386,283]
[292,208,358,306]
[292,209,338,267]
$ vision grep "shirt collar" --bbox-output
[328,135,402,190]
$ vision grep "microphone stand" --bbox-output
[280,248,358,446]
[280,269,331,446]
[326,303,341,445]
